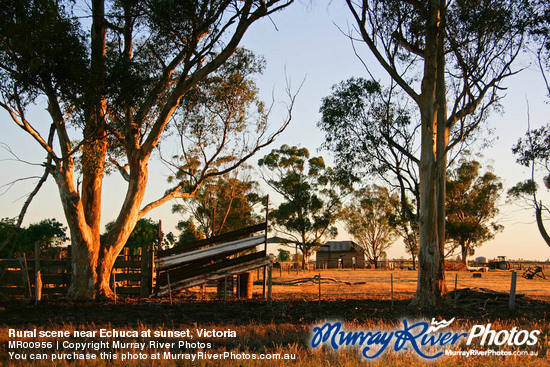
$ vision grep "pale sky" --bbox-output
[1,1,549,261]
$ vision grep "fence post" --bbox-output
[141,243,153,297]
[262,266,267,299]
[34,243,42,304]
[453,273,458,306]
[64,246,71,294]
[236,274,241,298]
[149,242,155,295]
[509,271,517,311]
[391,273,394,308]
[318,273,322,305]
[267,264,273,307]
[21,254,32,298]
[224,275,227,303]
[167,272,173,306]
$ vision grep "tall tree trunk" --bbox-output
[96,154,150,298]
[434,0,448,301]
[413,0,442,307]
[415,118,439,306]
[66,0,108,300]
[53,168,97,299]
[82,0,107,235]
[302,248,309,269]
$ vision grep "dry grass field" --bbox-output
[187,268,550,302]
[275,268,550,301]
[1,269,549,366]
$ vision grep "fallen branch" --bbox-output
[257,277,367,286]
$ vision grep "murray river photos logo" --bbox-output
[310,318,541,359]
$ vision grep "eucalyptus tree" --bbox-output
[0,0,294,299]
[172,170,262,242]
[509,125,550,247]
[342,186,400,268]
[446,160,503,264]
[320,78,421,269]
[258,145,350,269]
[508,2,550,248]
[344,0,530,305]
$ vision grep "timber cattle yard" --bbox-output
[1,268,549,366]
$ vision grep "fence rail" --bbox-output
[0,246,149,300]
[0,221,269,300]
[155,222,269,296]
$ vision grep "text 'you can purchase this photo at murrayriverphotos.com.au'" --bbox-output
[6,327,297,362]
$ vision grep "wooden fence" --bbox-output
[0,221,268,300]
[0,245,153,300]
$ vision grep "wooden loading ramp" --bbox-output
[154,222,270,296]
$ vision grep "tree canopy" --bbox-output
[446,160,504,264]
[258,145,348,268]
[277,249,291,262]
[172,171,262,246]
[341,186,400,268]
[319,77,420,266]
[0,218,67,258]
[0,0,294,299]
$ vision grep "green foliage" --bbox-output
[174,220,205,247]
[0,218,67,258]
[104,218,159,253]
[319,78,414,180]
[0,0,88,103]
[511,124,550,194]
[173,173,261,244]
[162,232,176,249]
[528,0,550,96]
[510,123,550,247]
[319,77,420,261]
[24,218,68,247]
[277,249,291,262]
[171,48,269,188]
[0,218,18,258]
[258,145,349,265]
[512,124,550,169]
[341,186,399,268]
[446,160,504,261]
[508,179,538,199]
